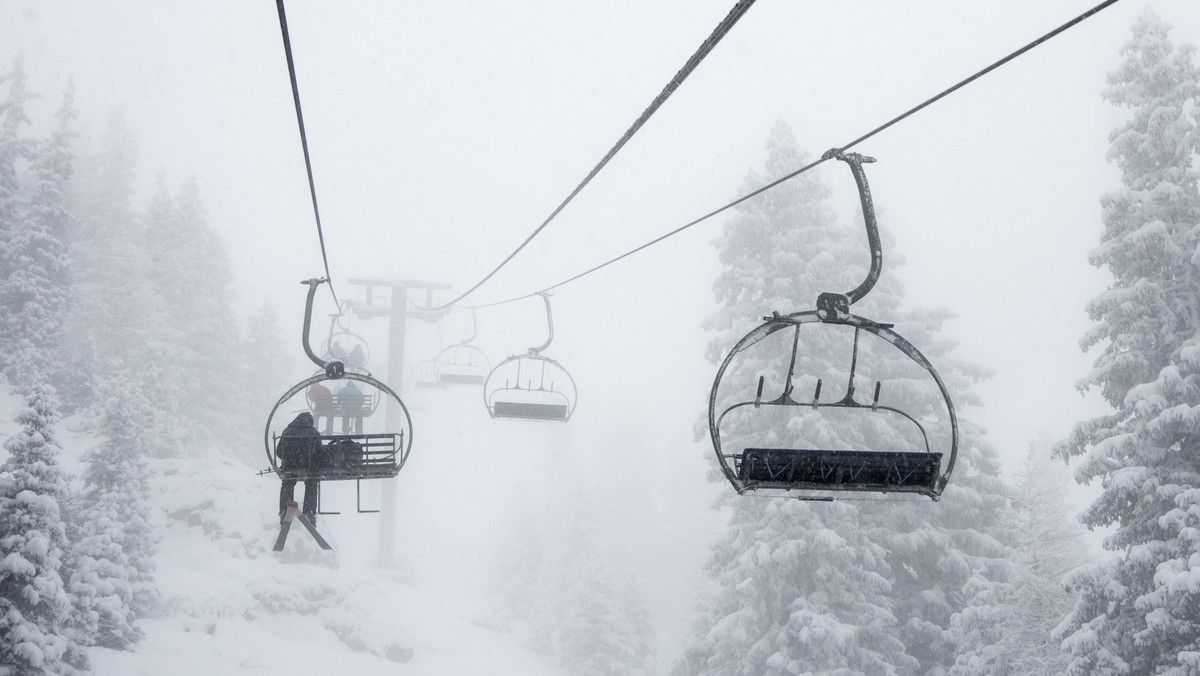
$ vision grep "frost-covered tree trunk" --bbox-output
[1054,10,1200,676]
[0,83,76,391]
[0,384,89,674]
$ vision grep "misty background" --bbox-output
[3,0,1200,672]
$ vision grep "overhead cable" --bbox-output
[276,0,340,307]
[466,0,1123,310]
[428,0,759,311]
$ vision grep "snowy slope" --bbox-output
[0,387,570,676]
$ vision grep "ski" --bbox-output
[273,500,332,551]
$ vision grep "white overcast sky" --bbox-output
[4,0,1200,503]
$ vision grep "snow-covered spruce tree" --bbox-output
[0,57,33,307]
[676,121,1018,675]
[950,441,1085,676]
[58,110,150,414]
[1054,10,1200,675]
[0,384,89,674]
[556,523,655,676]
[676,121,917,676]
[62,112,183,458]
[0,83,77,390]
[143,175,246,453]
[66,377,157,650]
[242,300,292,416]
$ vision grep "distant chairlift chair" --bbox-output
[484,293,578,422]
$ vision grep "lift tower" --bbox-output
[346,277,450,567]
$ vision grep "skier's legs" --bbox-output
[302,480,320,522]
[279,479,297,519]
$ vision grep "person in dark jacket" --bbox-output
[347,345,366,371]
[276,411,323,525]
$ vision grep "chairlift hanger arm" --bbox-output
[530,292,554,355]
[301,278,344,378]
[816,150,882,319]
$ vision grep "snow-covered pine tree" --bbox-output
[0,82,77,390]
[677,120,1020,675]
[58,110,153,415]
[676,121,917,676]
[863,335,1014,674]
[143,175,245,452]
[238,299,293,465]
[556,523,655,676]
[949,441,1084,676]
[0,57,33,310]
[1054,10,1200,675]
[66,376,158,650]
[0,383,89,674]
[61,111,184,458]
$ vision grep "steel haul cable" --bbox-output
[427,0,759,311]
[277,0,340,306]
[464,0,1123,311]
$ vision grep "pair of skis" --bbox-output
[273,500,332,551]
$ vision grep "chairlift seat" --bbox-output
[275,432,401,481]
[437,371,487,385]
[737,448,943,495]
[491,401,570,421]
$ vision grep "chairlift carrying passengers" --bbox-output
[708,151,958,500]
[318,305,371,372]
[484,292,578,422]
[264,279,414,514]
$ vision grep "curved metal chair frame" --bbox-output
[412,359,447,389]
[434,307,490,385]
[263,278,414,485]
[485,353,578,422]
[265,370,413,482]
[320,330,371,371]
[435,343,491,386]
[707,151,958,500]
[709,310,958,498]
[483,293,578,422]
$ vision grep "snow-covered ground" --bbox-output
[61,454,567,675]
[1,381,721,675]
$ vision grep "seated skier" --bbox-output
[276,411,322,526]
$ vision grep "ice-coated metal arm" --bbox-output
[529,292,555,355]
[301,278,344,378]
[816,150,882,319]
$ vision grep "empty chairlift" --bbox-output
[434,309,491,386]
[484,293,578,422]
[708,151,957,500]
